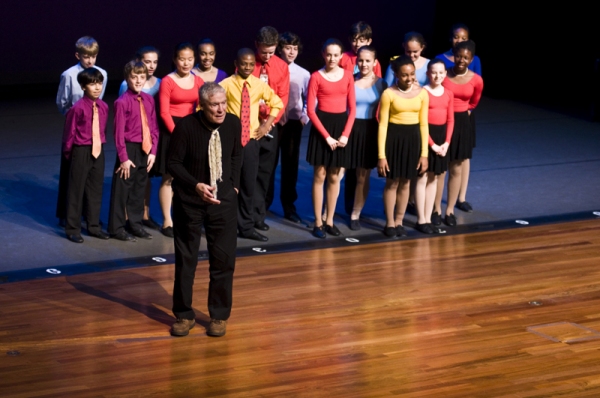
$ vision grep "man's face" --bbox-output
[203,91,227,124]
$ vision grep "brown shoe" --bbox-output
[207,319,227,337]
[171,318,195,336]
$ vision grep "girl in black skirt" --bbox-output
[306,39,357,238]
[377,56,429,237]
[423,59,454,231]
[441,40,483,226]
[347,46,387,230]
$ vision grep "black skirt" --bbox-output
[346,118,378,169]
[155,116,182,175]
[383,123,421,180]
[448,111,472,162]
[306,110,349,168]
[427,124,448,175]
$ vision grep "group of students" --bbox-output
[55,21,483,244]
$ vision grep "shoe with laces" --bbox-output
[431,211,442,226]
[207,319,227,337]
[171,318,195,337]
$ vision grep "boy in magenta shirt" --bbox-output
[108,61,160,241]
[62,68,108,243]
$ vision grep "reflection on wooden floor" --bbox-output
[2,220,600,397]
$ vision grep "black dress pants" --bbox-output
[65,145,105,236]
[108,143,148,235]
[172,189,237,320]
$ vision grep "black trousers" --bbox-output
[266,120,303,216]
[237,127,278,235]
[65,145,105,236]
[172,189,237,320]
[108,143,148,235]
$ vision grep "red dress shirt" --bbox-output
[252,54,290,124]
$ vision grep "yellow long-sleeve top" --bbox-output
[220,74,284,139]
[378,88,429,159]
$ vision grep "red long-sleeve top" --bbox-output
[252,54,290,124]
[159,74,204,132]
[426,88,454,146]
[307,70,356,139]
[442,74,484,113]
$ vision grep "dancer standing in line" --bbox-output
[192,39,228,83]
[306,38,356,239]
[272,31,311,224]
[118,46,162,230]
[436,23,482,76]
[423,59,454,230]
[377,56,429,237]
[345,45,386,230]
[384,32,430,88]
[440,40,483,226]
[157,42,204,238]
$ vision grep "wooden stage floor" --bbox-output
[2,219,600,397]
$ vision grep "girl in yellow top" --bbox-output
[377,55,429,237]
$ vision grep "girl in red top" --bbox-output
[441,40,483,226]
[157,42,204,237]
[423,59,454,230]
[306,38,356,239]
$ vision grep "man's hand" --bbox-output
[195,183,220,204]
[117,160,135,179]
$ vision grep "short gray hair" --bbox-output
[199,82,226,105]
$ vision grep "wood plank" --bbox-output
[1,220,600,397]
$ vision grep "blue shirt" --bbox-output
[355,78,387,119]
[435,53,482,76]
[56,63,108,115]
[384,60,429,88]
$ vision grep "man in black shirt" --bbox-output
[168,82,242,337]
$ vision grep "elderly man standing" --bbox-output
[167,82,242,337]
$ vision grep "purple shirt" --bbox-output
[113,89,160,162]
[62,96,108,159]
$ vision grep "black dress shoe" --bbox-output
[254,221,269,231]
[383,226,396,237]
[284,212,302,223]
[349,219,361,230]
[444,214,457,227]
[142,217,161,230]
[161,226,174,238]
[131,229,152,239]
[240,230,268,241]
[325,224,341,236]
[312,225,326,239]
[395,225,408,237]
[89,230,110,240]
[456,201,473,213]
[112,230,137,242]
[67,234,84,243]
[415,222,435,234]
[431,211,442,226]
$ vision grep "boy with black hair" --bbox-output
[62,68,108,243]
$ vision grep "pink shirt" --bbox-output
[62,96,108,159]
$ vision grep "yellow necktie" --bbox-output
[92,102,101,158]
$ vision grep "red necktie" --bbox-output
[137,96,152,154]
[91,102,101,158]
[241,81,250,147]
